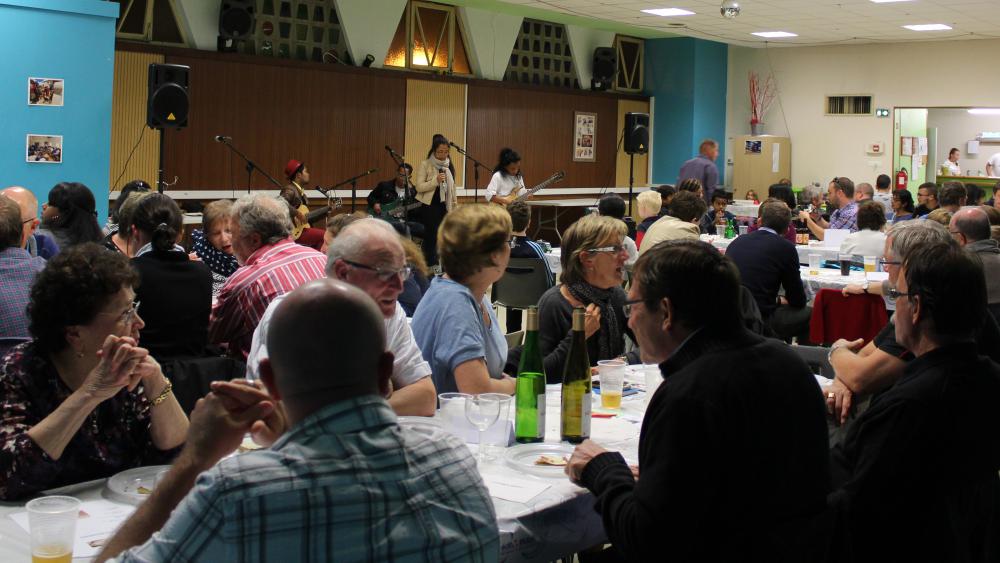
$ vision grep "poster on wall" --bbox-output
[745,140,762,154]
[26,134,63,163]
[28,78,64,106]
[573,111,596,162]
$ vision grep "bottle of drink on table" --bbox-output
[515,307,546,443]
[560,307,592,444]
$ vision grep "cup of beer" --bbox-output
[863,256,877,273]
[27,495,80,563]
[597,359,626,409]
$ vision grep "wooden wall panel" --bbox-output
[110,51,163,192]
[160,54,407,193]
[615,99,650,188]
[466,84,619,192]
[404,79,466,186]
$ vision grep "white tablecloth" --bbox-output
[0,386,647,563]
[800,267,894,310]
[699,234,845,265]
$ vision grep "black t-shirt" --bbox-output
[874,313,1000,362]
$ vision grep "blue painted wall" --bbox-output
[644,37,728,187]
[0,0,118,220]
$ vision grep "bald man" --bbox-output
[950,207,1000,312]
[854,182,874,202]
[247,218,436,416]
[98,279,498,562]
[0,186,57,259]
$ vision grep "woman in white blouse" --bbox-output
[945,147,961,176]
[840,200,887,259]
[484,148,525,206]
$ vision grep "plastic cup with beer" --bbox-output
[808,253,821,276]
[27,495,80,563]
[864,256,877,273]
[597,359,626,410]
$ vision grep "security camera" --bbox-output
[720,0,741,18]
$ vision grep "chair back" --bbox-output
[493,257,554,310]
[809,289,889,345]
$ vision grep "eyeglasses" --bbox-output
[98,298,141,325]
[21,217,34,225]
[586,245,626,254]
[343,259,412,282]
[878,258,900,268]
[887,287,912,300]
[623,298,643,317]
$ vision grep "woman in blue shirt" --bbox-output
[412,205,515,395]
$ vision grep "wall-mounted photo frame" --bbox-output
[27,134,63,163]
[28,78,64,106]
[573,111,597,162]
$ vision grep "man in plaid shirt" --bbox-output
[0,194,45,345]
[209,194,327,359]
[100,279,499,562]
[798,177,860,240]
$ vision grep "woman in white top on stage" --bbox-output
[485,148,525,206]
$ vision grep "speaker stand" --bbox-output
[628,152,635,217]
[157,127,165,194]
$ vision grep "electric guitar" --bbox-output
[292,196,343,239]
[491,171,565,207]
[369,198,422,221]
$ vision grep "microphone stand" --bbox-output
[449,143,488,203]
[328,167,378,212]
[216,137,283,193]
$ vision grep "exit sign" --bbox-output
[875,108,890,118]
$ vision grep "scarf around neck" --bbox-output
[430,155,455,209]
[566,281,624,360]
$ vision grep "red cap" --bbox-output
[284,159,304,180]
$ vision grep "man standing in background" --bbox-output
[678,140,720,204]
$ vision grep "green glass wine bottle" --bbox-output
[515,307,546,443]
[560,307,592,443]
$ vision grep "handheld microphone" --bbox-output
[438,166,447,192]
[214,135,232,142]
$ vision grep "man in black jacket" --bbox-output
[565,239,831,562]
[726,199,809,342]
[366,164,423,237]
[829,242,1000,563]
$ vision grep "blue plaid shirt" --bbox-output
[0,248,45,339]
[114,395,499,562]
[830,201,859,232]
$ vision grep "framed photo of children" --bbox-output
[26,134,63,163]
[28,78,64,106]
[573,111,597,162]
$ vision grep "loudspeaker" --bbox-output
[147,64,190,130]
[624,112,649,155]
[591,47,617,91]
[219,0,255,39]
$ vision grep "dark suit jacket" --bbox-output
[726,229,807,318]
[367,179,415,209]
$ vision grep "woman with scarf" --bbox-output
[537,214,639,383]
[414,134,457,266]
[129,194,212,360]
[190,199,240,297]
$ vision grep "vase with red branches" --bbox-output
[749,72,776,136]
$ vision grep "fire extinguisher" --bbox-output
[896,167,908,190]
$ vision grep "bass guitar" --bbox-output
[491,171,565,207]
[369,198,422,222]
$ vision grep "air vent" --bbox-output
[826,95,873,115]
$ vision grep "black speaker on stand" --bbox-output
[623,112,650,215]
[218,0,255,53]
[591,47,617,91]
[147,63,190,193]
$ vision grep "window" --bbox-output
[114,0,188,46]
[384,1,472,75]
[255,0,348,62]
[504,19,578,89]
[614,35,644,93]
[826,95,873,116]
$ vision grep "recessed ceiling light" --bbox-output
[641,8,696,17]
[969,108,1000,115]
[752,31,798,38]
[903,24,952,31]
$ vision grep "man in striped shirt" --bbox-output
[208,194,327,359]
[99,279,499,562]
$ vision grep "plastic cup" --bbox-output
[597,359,626,410]
[27,495,80,563]
[839,254,853,276]
[642,364,662,405]
[438,392,472,434]
[864,256,877,273]
[808,253,821,276]
[738,225,749,236]
[715,224,726,237]
[480,393,513,460]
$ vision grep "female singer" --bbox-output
[414,134,457,266]
[485,148,525,206]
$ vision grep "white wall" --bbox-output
[928,108,1000,176]
[725,38,1000,187]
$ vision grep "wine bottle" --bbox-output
[515,307,546,443]
[560,307,592,444]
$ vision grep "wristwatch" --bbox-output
[862,280,870,294]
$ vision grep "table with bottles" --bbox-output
[699,234,844,265]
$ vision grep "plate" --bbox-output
[105,465,171,505]
[398,416,443,438]
[503,443,575,478]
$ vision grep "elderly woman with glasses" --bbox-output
[412,204,516,395]
[536,215,639,383]
[0,244,188,500]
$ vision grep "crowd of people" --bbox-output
[2,152,1000,561]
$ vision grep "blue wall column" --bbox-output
[0,0,118,220]
[644,37,728,187]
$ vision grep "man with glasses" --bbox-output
[799,177,860,240]
[0,194,45,344]
[247,218,436,416]
[914,182,939,217]
[829,242,1000,561]
[0,186,58,259]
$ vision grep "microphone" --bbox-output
[214,135,231,142]
[365,168,378,175]
[438,166,447,192]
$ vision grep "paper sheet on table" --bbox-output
[823,229,849,249]
[481,474,550,504]
[10,499,135,558]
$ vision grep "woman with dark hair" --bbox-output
[891,189,916,223]
[130,194,212,359]
[966,183,985,206]
[0,244,187,500]
[749,185,798,243]
[485,148,525,206]
[677,178,704,200]
[103,191,151,255]
[38,182,102,252]
[413,134,457,266]
[106,179,152,236]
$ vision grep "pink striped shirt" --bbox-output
[208,239,326,358]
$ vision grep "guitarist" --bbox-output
[367,164,424,237]
[485,148,526,206]
[280,159,326,251]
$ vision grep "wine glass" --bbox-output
[465,394,502,464]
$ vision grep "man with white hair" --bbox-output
[247,218,437,416]
[208,194,327,359]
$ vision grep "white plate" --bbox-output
[398,416,443,438]
[503,443,575,479]
[105,465,171,505]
